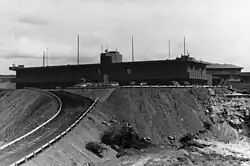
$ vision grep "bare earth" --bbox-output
[4,87,250,166]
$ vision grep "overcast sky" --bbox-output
[1,0,250,74]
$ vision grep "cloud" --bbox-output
[2,52,38,59]
[17,15,49,25]
[0,0,249,74]
[0,36,74,60]
[63,55,99,65]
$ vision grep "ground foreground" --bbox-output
[23,87,250,165]
[0,90,93,166]
[0,89,59,145]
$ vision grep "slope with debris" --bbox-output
[23,87,211,165]
[24,87,250,166]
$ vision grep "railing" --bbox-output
[9,97,99,166]
[66,85,230,89]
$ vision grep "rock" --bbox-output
[168,136,175,141]
[101,121,111,126]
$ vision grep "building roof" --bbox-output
[0,75,15,78]
[10,58,207,71]
[206,63,243,69]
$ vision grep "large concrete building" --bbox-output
[10,51,209,89]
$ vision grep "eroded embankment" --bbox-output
[0,89,59,145]
[24,89,116,166]
[23,87,230,166]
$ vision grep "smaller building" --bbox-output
[0,75,16,89]
[241,72,250,83]
[206,63,243,85]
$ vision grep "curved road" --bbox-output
[0,90,93,166]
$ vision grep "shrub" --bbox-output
[85,141,108,158]
[179,133,196,146]
[101,122,154,150]
[203,121,212,131]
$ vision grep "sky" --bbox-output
[1,0,250,74]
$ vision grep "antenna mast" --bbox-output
[184,36,186,56]
[168,39,171,59]
[77,34,80,65]
[46,48,49,66]
[132,36,134,62]
[43,51,45,67]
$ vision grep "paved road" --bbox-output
[0,91,93,166]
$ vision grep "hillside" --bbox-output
[22,87,233,165]
[0,89,59,145]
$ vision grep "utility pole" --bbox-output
[46,48,49,66]
[168,39,171,59]
[77,34,80,65]
[43,51,45,67]
[132,36,134,62]
[184,36,186,56]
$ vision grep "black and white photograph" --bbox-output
[0,0,250,165]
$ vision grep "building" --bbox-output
[10,52,208,89]
[241,72,250,83]
[206,63,243,85]
[0,75,16,89]
[100,49,122,64]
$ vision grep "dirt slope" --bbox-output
[0,89,59,144]
[65,88,115,102]
[24,92,116,166]
[24,87,217,166]
[99,87,212,146]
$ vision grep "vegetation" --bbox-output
[85,141,108,158]
[101,122,154,151]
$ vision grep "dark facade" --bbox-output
[10,54,208,89]
[100,49,122,64]
[241,72,250,83]
[206,64,243,85]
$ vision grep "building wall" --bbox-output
[187,64,207,80]
[100,51,122,64]
[206,68,242,85]
[241,72,250,83]
[206,68,241,76]
[14,60,208,88]
[241,76,250,83]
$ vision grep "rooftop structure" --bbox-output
[100,49,123,64]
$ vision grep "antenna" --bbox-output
[46,48,49,66]
[168,39,171,59]
[77,34,80,65]
[43,51,45,67]
[184,36,186,56]
[132,36,134,62]
[101,44,104,53]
